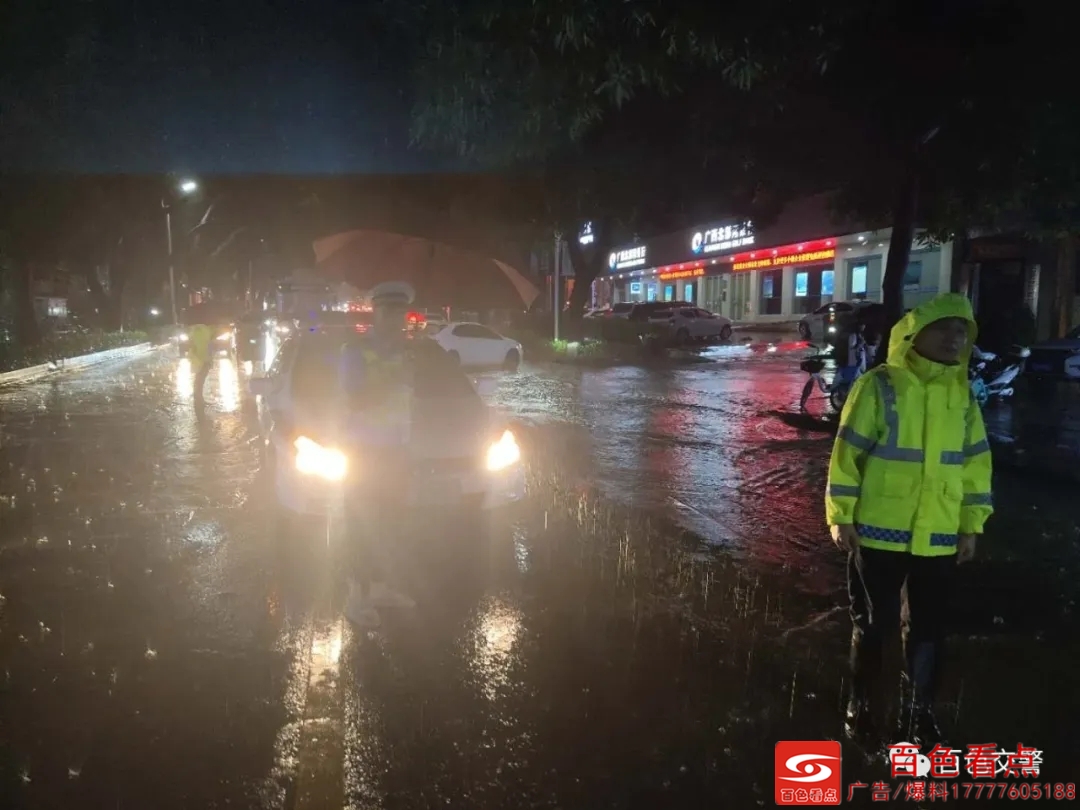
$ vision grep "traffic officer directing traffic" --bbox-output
[337,281,418,628]
[187,321,214,410]
[826,292,994,746]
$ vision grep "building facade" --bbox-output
[591,197,954,323]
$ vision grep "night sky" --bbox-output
[1,0,434,173]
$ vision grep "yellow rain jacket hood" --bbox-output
[825,293,994,556]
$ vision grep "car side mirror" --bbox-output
[472,376,498,397]
[249,375,280,397]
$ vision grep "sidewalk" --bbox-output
[983,387,1080,485]
[0,342,155,388]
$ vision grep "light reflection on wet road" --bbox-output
[1,347,1078,809]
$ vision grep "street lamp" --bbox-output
[163,178,198,325]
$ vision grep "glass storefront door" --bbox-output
[730,273,750,320]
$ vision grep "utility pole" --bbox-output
[164,204,177,325]
[553,232,562,341]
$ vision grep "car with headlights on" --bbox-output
[248,331,525,520]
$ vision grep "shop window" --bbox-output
[793,266,830,315]
[821,270,835,300]
[759,270,783,315]
[902,250,943,309]
[684,283,695,303]
[646,283,657,301]
[664,285,674,302]
[847,256,883,301]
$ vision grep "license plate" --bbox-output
[416,476,462,504]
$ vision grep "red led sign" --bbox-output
[730,238,837,272]
[658,267,705,281]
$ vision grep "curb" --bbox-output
[0,342,153,388]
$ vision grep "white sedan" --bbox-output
[248,332,526,519]
[648,306,733,345]
[429,322,523,370]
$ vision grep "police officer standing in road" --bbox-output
[337,282,418,628]
[188,320,214,411]
[826,292,994,747]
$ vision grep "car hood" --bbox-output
[296,396,496,461]
[410,396,495,459]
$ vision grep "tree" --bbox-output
[398,0,1080,344]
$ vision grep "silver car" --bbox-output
[648,306,734,344]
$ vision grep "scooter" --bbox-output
[800,355,863,412]
[969,345,1030,406]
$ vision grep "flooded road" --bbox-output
[1,348,1078,809]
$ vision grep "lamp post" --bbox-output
[163,178,198,325]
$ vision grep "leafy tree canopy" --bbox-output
[400,0,1076,240]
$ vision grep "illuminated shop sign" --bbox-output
[691,221,754,255]
[608,245,648,270]
[579,221,595,246]
[658,267,705,281]
[732,248,835,272]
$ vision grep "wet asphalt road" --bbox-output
[1,346,1078,809]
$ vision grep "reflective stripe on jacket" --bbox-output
[825,293,994,556]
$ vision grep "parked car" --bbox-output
[609,301,695,322]
[648,306,733,344]
[429,322,523,370]
[248,332,525,520]
[1026,325,1080,382]
[798,301,884,344]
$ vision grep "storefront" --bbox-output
[595,203,955,323]
[602,220,758,317]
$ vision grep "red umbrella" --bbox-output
[312,230,540,310]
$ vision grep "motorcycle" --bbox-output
[969,345,1030,406]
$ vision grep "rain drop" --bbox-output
[145,647,158,660]
[68,766,81,779]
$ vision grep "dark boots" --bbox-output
[846,632,946,746]
[844,627,880,744]
[897,641,945,745]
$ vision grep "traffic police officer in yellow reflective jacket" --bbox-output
[826,292,993,746]
[187,322,214,409]
[337,281,418,629]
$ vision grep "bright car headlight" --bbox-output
[486,429,521,471]
[294,436,348,481]
[217,332,232,341]
[827,325,837,333]
[178,333,189,342]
